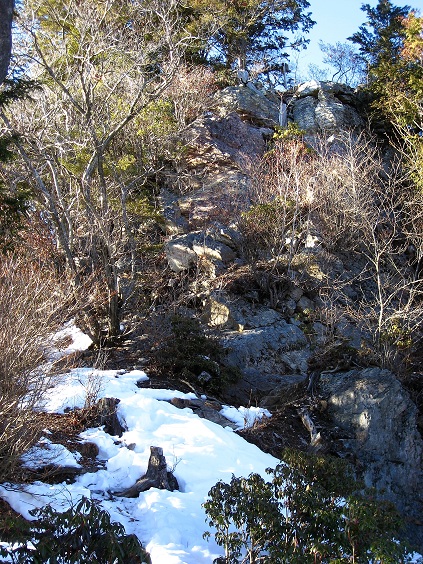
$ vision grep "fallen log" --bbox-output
[116,446,179,498]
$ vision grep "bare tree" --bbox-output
[312,132,423,367]
[319,41,365,86]
[1,0,201,345]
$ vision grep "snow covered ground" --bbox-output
[1,324,421,563]
[0,325,278,563]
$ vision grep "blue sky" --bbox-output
[294,0,416,79]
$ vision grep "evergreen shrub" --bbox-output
[203,449,410,563]
[0,496,150,564]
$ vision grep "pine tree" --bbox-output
[376,11,423,188]
[187,0,315,86]
[348,0,411,81]
[349,2,422,189]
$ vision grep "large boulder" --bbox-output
[320,368,423,537]
[165,233,198,272]
[223,320,307,369]
[165,231,237,273]
[291,80,363,133]
[212,85,280,127]
[221,314,309,403]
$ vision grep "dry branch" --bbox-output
[298,407,324,453]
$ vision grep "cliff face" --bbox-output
[159,79,423,550]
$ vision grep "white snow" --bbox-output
[44,367,149,413]
[0,482,91,521]
[219,404,271,430]
[47,319,93,361]
[2,367,278,563]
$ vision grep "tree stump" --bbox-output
[116,446,179,498]
[96,397,126,437]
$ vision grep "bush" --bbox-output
[311,132,384,252]
[238,137,314,272]
[165,64,219,127]
[158,315,240,393]
[0,496,150,563]
[203,449,410,563]
[239,198,297,263]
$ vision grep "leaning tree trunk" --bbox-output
[0,0,14,85]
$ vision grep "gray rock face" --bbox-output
[292,96,318,131]
[260,374,308,409]
[223,317,306,365]
[320,368,423,518]
[192,236,236,264]
[221,317,308,403]
[291,80,363,133]
[295,80,355,101]
[182,111,267,171]
[165,234,198,273]
[213,85,280,127]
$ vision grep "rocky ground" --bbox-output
[154,79,423,550]
[2,79,422,554]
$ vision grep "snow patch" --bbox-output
[219,405,271,430]
[21,438,81,470]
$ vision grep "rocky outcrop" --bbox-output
[320,368,423,543]
[182,111,269,170]
[157,79,423,551]
[223,318,307,367]
[162,80,366,236]
[212,85,280,127]
[289,80,364,133]
[162,109,270,233]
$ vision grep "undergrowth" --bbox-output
[0,496,150,564]
[156,315,240,394]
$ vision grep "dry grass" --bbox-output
[0,257,75,481]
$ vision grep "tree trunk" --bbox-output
[101,242,121,340]
[0,0,14,85]
[95,397,126,437]
[116,446,179,498]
